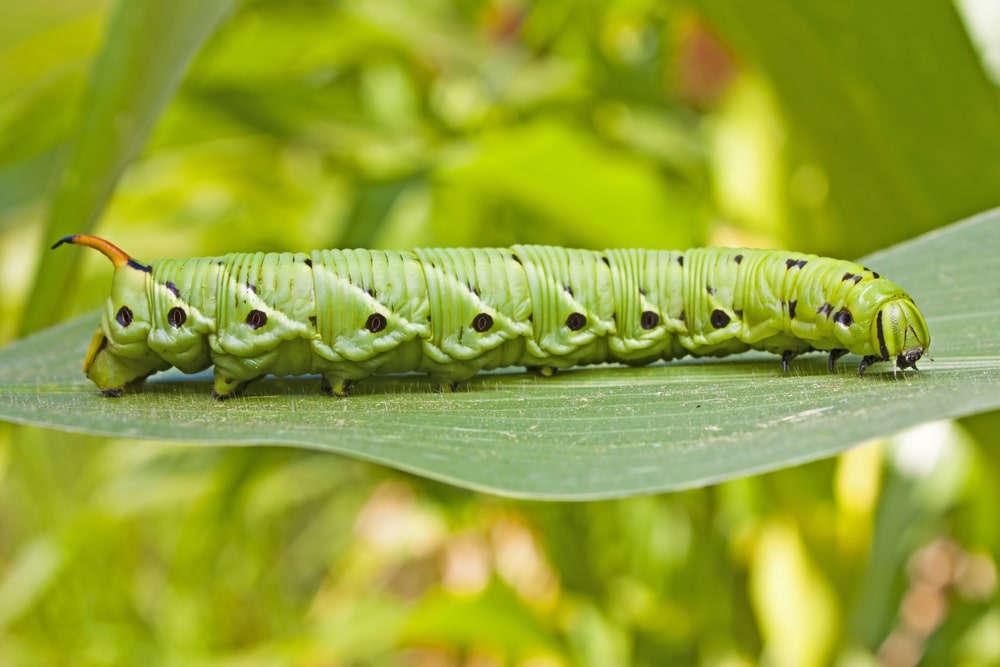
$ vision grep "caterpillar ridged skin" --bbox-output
[53,235,931,399]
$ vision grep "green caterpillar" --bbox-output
[53,235,930,398]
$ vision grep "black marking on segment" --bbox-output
[876,311,889,360]
[566,312,587,331]
[127,259,152,272]
[788,300,797,319]
[785,258,807,269]
[247,283,257,295]
[734,254,743,264]
[677,255,684,266]
[734,309,743,318]
[834,307,854,327]
[165,281,180,298]
[246,310,267,330]
[679,311,686,322]
[706,286,716,296]
[472,313,493,332]
[116,306,133,328]
[527,313,533,323]
[710,309,730,328]
[511,254,522,265]
[639,288,647,297]
[817,302,833,317]
[842,272,862,284]
[367,288,377,298]
[601,256,610,267]
[564,285,574,298]
[640,311,659,330]
[872,271,881,279]
[304,258,312,267]
[167,307,186,329]
[309,316,317,327]
[365,313,387,333]
[827,348,848,372]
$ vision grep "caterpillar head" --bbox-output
[53,235,170,396]
[872,296,931,372]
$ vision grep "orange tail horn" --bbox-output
[52,235,150,272]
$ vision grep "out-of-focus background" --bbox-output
[2,0,1000,664]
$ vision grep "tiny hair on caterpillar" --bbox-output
[53,235,931,399]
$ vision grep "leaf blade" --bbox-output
[2,211,998,499]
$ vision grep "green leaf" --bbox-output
[1,211,998,499]
[18,0,238,335]
[692,0,1000,257]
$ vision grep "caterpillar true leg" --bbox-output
[827,349,848,372]
[858,355,882,377]
[780,350,798,373]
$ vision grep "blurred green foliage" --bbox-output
[1,0,999,664]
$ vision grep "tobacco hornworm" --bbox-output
[53,235,931,398]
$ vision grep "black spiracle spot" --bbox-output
[472,313,493,332]
[788,300,797,319]
[365,312,387,333]
[711,309,730,329]
[246,309,267,330]
[566,312,587,331]
[167,307,186,329]
[834,308,854,327]
[640,310,659,330]
[116,306,133,328]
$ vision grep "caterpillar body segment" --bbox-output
[53,235,931,398]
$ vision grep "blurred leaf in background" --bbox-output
[1,0,999,665]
